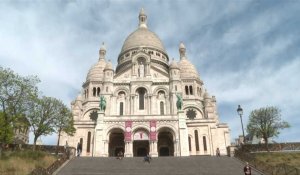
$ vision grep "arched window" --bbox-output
[185,86,189,95]
[189,85,193,95]
[87,132,91,153]
[175,85,177,91]
[120,102,124,116]
[160,101,164,115]
[97,87,100,96]
[203,136,207,151]
[188,136,192,151]
[138,88,146,110]
[93,87,96,97]
[194,130,199,151]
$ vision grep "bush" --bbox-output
[10,150,47,160]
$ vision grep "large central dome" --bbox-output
[120,8,166,54]
[121,28,166,54]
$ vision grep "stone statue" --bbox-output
[138,62,144,77]
[99,96,106,111]
[176,94,183,110]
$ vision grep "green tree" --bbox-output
[0,66,39,155]
[247,106,290,151]
[55,105,76,155]
[26,96,64,150]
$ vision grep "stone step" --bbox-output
[56,156,263,175]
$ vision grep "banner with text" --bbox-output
[150,120,157,141]
[125,121,132,141]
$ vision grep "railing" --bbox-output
[30,147,76,175]
[235,147,300,175]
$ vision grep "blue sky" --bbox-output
[1,0,299,145]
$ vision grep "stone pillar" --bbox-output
[94,111,107,157]
[124,141,133,157]
[178,110,189,156]
[150,141,158,157]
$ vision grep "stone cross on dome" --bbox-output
[99,42,106,60]
[139,8,147,28]
[179,42,187,60]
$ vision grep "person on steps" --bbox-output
[144,153,151,163]
[244,162,252,175]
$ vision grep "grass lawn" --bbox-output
[0,150,57,175]
[253,152,300,168]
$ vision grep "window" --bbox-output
[185,86,189,95]
[93,87,96,97]
[188,137,192,151]
[87,132,91,153]
[160,101,164,115]
[138,88,146,110]
[97,87,100,96]
[120,102,124,116]
[189,85,193,95]
[106,87,108,92]
[203,136,207,151]
[186,109,196,119]
[195,130,199,151]
[175,85,177,91]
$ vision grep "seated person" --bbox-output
[144,154,151,163]
[117,151,123,160]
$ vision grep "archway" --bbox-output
[157,127,174,156]
[108,128,124,157]
[133,129,149,157]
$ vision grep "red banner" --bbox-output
[125,121,132,141]
[150,120,157,141]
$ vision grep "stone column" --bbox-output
[178,110,189,156]
[94,111,105,157]
[150,141,158,157]
[124,141,133,157]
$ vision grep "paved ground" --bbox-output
[56,156,264,175]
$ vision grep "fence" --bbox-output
[30,146,76,175]
[235,148,300,175]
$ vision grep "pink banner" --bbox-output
[125,121,132,141]
[150,120,157,141]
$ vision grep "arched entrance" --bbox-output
[133,129,149,157]
[108,128,124,157]
[158,128,174,156]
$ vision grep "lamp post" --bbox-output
[237,105,245,143]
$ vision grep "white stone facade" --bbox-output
[60,9,230,157]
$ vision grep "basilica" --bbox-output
[60,9,230,157]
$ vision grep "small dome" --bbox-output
[86,59,106,81]
[169,59,179,69]
[104,61,113,70]
[179,42,185,49]
[204,91,211,99]
[178,59,200,79]
[120,28,166,54]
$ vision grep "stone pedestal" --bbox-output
[150,141,158,157]
[94,111,107,157]
[178,110,189,156]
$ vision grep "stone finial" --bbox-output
[99,42,106,60]
[139,8,147,28]
[179,42,186,60]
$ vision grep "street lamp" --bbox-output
[237,105,245,143]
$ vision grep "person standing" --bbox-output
[77,142,82,157]
[216,148,220,157]
[244,162,251,175]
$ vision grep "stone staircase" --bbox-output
[55,156,263,175]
